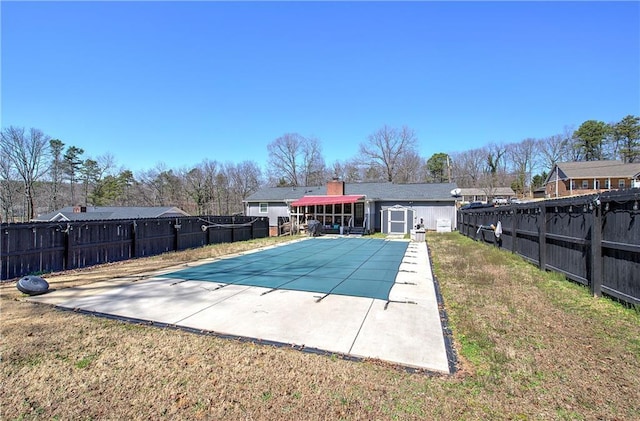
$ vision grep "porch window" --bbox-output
[619,179,626,188]
[259,203,268,213]
[582,180,589,189]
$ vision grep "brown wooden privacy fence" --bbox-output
[457,189,640,306]
[0,216,269,281]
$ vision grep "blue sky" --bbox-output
[2,1,639,174]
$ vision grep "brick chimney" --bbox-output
[327,178,345,196]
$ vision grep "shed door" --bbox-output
[388,208,406,234]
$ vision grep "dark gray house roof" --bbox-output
[245,182,459,203]
[33,206,190,222]
[544,161,640,184]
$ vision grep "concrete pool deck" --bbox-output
[27,237,453,374]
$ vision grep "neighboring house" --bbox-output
[544,161,640,198]
[458,187,516,204]
[33,206,190,222]
[244,179,459,235]
[532,186,547,199]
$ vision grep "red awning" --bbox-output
[290,195,364,207]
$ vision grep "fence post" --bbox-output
[132,221,139,258]
[538,204,547,271]
[174,219,181,251]
[64,224,73,270]
[590,204,603,297]
[512,208,518,254]
[0,226,6,280]
[473,212,478,240]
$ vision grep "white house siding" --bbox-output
[372,201,456,231]
[418,202,457,231]
[246,202,290,228]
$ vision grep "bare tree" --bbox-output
[329,159,363,183]
[507,138,538,197]
[267,133,326,187]
[0,146,20,222]
[95,153,117,178]
[0,126,50,220]
[215,165,232,215]
[362,163,386,182]
[300,137,327,186]
[394,149,424,183]
[228,160,262,214]
[136,163,185,207]
[450,148,485,187]
[359,125,418,182]
[267,133,303,187]
[538,133,571,171]
[201,160,220,214]
[481,143,509,198]
[556,125,584,162]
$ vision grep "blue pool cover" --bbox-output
[162,238,410,300]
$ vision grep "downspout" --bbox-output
[364,197,370,232]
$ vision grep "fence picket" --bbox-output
[458,189,640,306]
[0,216,269,281]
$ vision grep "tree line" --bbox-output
[1,115,638,222]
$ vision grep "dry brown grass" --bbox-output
[2,233,639,420]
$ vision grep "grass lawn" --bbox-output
[1,233,639,420]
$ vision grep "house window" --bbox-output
[259,203,268,213]
[582,180,589,189]
[619,179,626,188]
[604,179,610,189]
